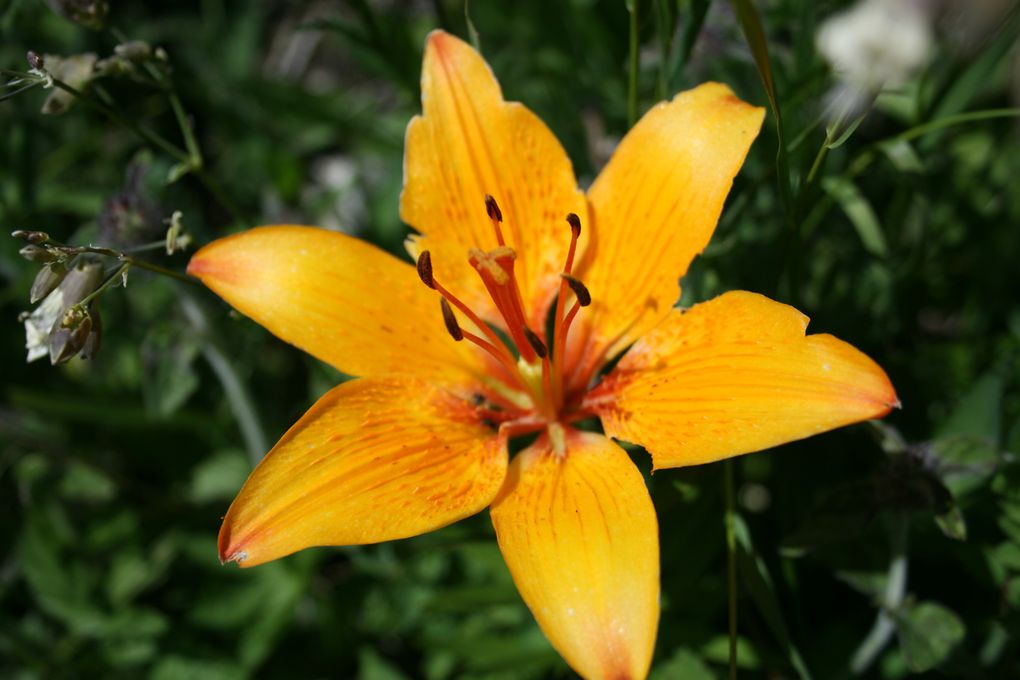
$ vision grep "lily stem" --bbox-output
[725,458,738,680]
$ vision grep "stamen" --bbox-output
[522,326,547,359]
[560,273,591,307]
[523,325,557,419]
[566,212,581,240]
[439,299,463,341]
[485,194,506,246]
[436,296,523,382]
[416,250,435,288]
[416,251,517,367]
[560,300,582,338]
[551,213,585,410]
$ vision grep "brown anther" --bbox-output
[560,273,591,306]
[439,298,463,341]
[485,194,503,222]
[566,213,581,239]
[522,327,548,359]
[27,51,44,70]
[416,250,435,288]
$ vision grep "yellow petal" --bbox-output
[219,377,506,567]
[591,291,899,469]
[571,83,765,376]
[401,30,587,329]
[490,430,659,680]
[188,225,485,385]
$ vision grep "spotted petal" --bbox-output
[570,83,764,378]
[490,430,659,680]
[401,30,587,330]
[188,225,486,386]
[591,291,899,469]
[219,377,507,567]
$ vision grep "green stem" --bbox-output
[168,90,203,163]
[50,78,189,162]
[627,0,639,126]
[76,262,131,308]
[805,142,830,186]
[125,256,199,285]
[848,515,909,675]
[44,240,200,287]
[180,295,269,465]
[50,77,250,225]
[725,459,738,680]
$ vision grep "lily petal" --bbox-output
[571,83,764,377]
[591,291,899,469]
[401,30,587,329]
[490,430,659,680]
[219,377,507,567]
[188,225,486,385]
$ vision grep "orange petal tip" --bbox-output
[221,550,248,567]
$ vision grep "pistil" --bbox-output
[416,196,596,428]
[468,247,538,363]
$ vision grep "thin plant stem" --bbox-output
[76,262,131,308]
[126,257,199,286]
[725,459,738,680]
[848,514,909,674]
[180,295,269,465]
[627,0,639,126]
[47,76,249,225]
[50,78,186,161]
[805,142,830,186]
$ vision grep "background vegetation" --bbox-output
[2,1,1018,678]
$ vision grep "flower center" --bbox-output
[415,196,591,429]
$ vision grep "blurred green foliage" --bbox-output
[2,0,1019,678]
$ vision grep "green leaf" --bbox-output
[895,601,966,672]
[150,656,246,680]
[651,647,715,680]
[734,517,813,680]
[141,328,201,417]
[59,460,115,502]
[358,647,411,680]
[464,0,481,51]
[880,139,925,174]
[929,5,1020,122]
[934,499,967,541]
[937,372,1004,443]
[701,635,761,669]
[734,0,793,228]
[188,450,250,504]
[821,176,888,257]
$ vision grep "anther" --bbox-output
[416,251,435,289]
[523,327,548,359]
[485,194,503,223]
[439,299,463,341]
[484,195,506,246]
[566,213,581,239]
[560,274,591,307]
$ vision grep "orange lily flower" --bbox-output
[188,31,897,680]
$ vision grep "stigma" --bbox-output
[415,195,590,427]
